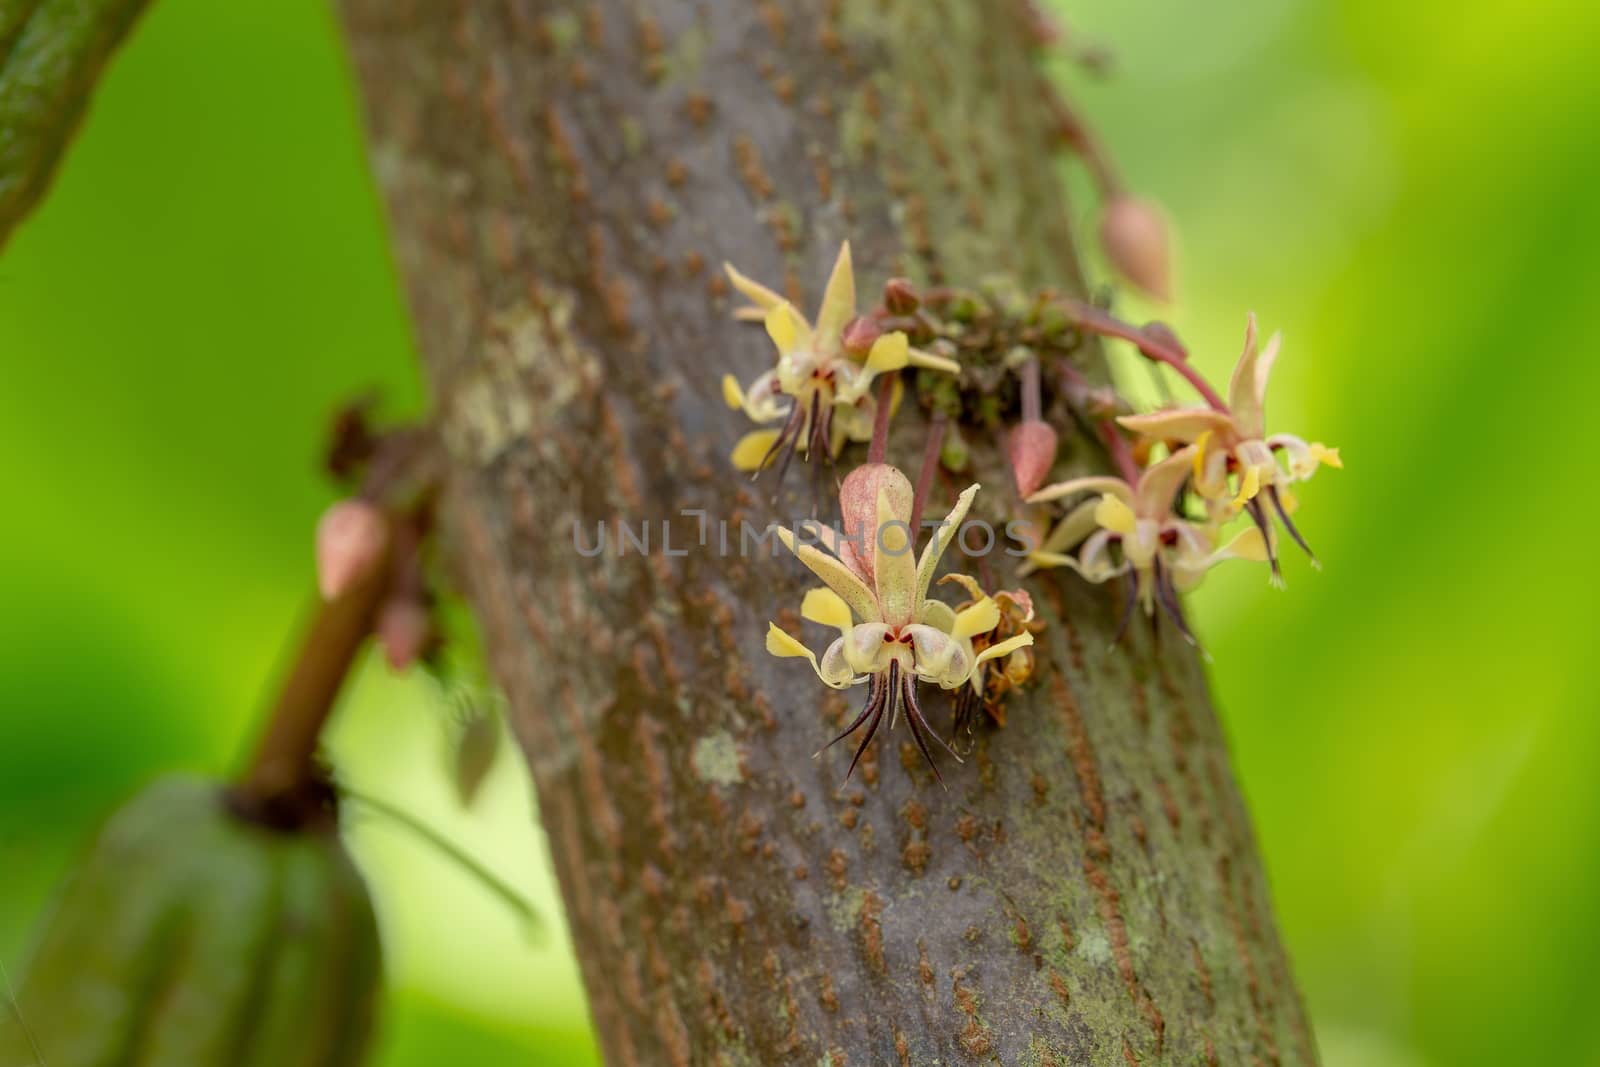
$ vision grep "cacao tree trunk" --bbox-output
[336,2,1317,1063]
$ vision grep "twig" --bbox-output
[1056,299,1227,411]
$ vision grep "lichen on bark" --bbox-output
[336,1,1317,1063]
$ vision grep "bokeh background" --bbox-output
[2,0,1596,1064]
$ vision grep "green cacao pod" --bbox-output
[1,776,381,1066]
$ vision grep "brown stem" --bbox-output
[234,533,391,818]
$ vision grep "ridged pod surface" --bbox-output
[2,777,380,1067]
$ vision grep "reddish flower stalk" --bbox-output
[1057,299,1228,411]
[1046,92,1122,196]
[1098,421,1142,485]
[1020,354,1043,423]
[868,373,895,464]
[908,413,948,536]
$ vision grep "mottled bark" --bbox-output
[336,2,1316,1064]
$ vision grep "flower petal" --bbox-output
[937,572,986,603]
[722,373,745,410]
[1094,493,1138,537]
[864,330,910,371]
[768,622,856,689]
[907,346,962,374]
[1038,498,1102,555]
[1134,445,1197,517]
[953,596,1001,639]
[764,301,812,354]
[724,262,786,313]
[774,526,882,622]
[818,636,861,687]
[972,631,1033,669]
[906,623,967,686]
[914,483,980,611]
[1117,408,1236,443]
[1027,476,1133,506]
[843,622,894,675]
[874,479,918,625]
[802,587,854,633]
[731,429,781,471]
[1231,463,1262,508]
[1226,314,1281,439]
[815,241,856,344]
[918,598,959,633]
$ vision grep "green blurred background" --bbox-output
[2,1,1595,1064]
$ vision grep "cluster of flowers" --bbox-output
[721,244,1340,780]
[723,245,1032,782]
[1025,315,1341,642]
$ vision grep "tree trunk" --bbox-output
[335,2,1316,1064]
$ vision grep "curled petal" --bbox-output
[906,623,966,685]
[731,429,782,471]
[843,622,895,676]
[767,623,851,689]
[1269,433,1342,480]
[818,637,860,687]
[937,572,985,602]
[1078,529,1129,583]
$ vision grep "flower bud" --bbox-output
[840,315,884,357]
[1007,419,1060,498]
[1099,194,1171,302]
[378,598,434,672]
[315,499,388,601]
[883,277,920,315]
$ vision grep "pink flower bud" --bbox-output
[837,463,914,583]
[1007,420,1059,498]
[882,277,920,315]
[1099,195,1171,302]
[315,499,388,601]
[378,598,434,672]
[1023,0,1062,46]
[840,315,884,357]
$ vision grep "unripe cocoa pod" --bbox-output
[1,777,380,1067]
